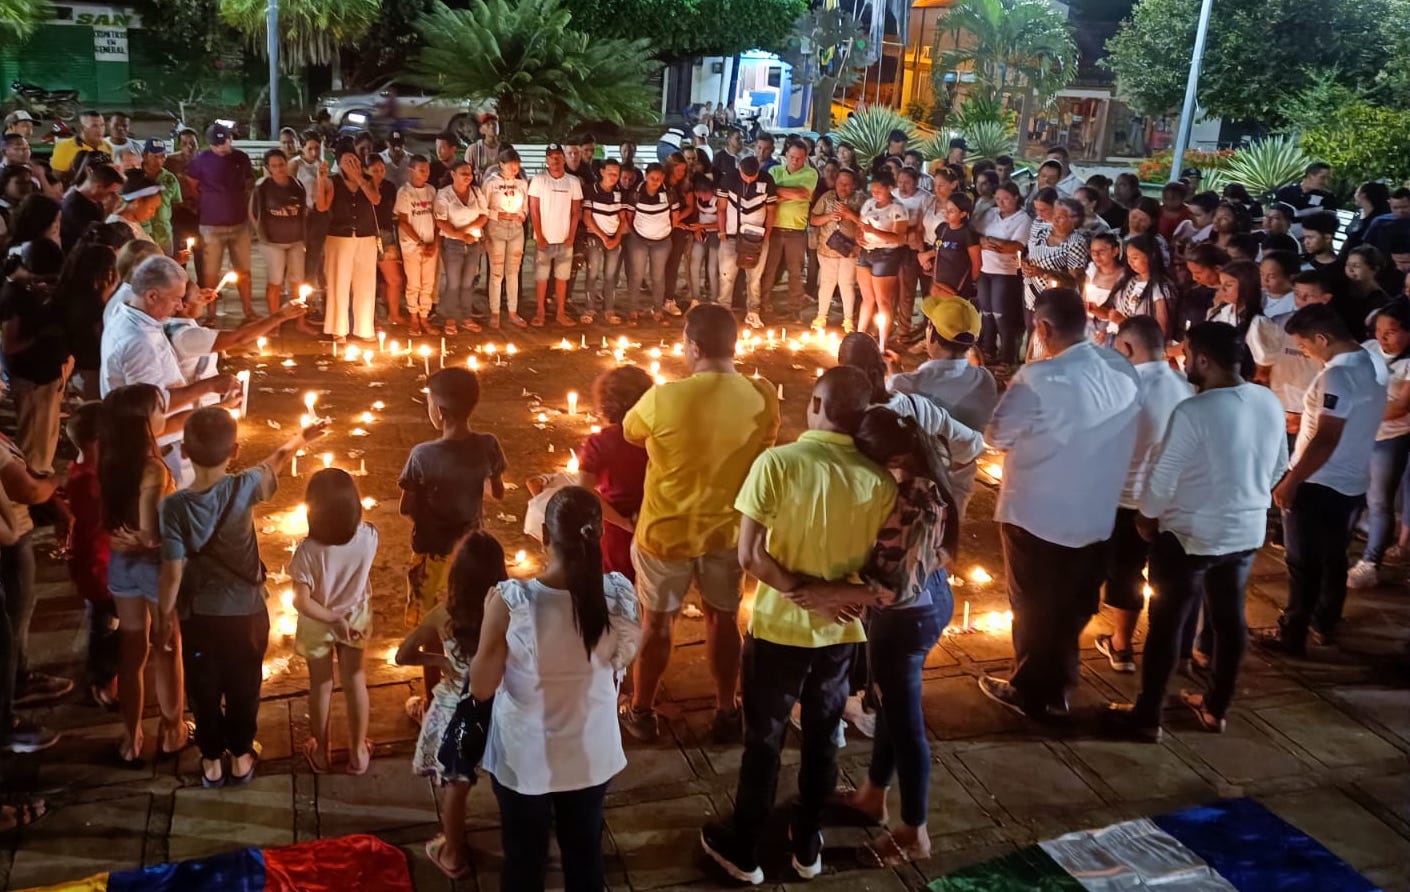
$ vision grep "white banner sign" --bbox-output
[93,27,129,61]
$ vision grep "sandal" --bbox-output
[529,315,546,328]
[1178,690,1226,733]
[346,737,374,776]
[462,319,481,333]
[425,835,471,880]
[606,313,623,325]
[580,312,595,325]
[157,719,196,760]
[555,313,578,327]
[0,799,48,833]
[408,319,424,336]
[489,315,502,330]
[628,313,640,327]
[857,830,927,868]
[113,740,146,770]
[442,320,458,336]
[302,738,328,775]
[509,314,528,328]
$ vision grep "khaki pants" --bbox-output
[12,376,65,475]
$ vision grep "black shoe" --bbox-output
[1095,634,1137,673]
[1,716,61,754]
[13,671,74,707]
[1253,628,1306,656]
[700,822,763,885]
[1100,703,1163,742]
[708,707,742,745]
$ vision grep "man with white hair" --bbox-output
[99,256,239,485]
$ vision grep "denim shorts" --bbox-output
[108,550,160,601]
[857,247,900,277]
[534,242,574,281]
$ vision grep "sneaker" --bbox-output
[1099,703,1162,743]
[708,707,742,745]
[744,312,764,330]
[1094,634,1137,673]
[662,298,683,316]
[1,716,60,754]
[700,822,763,885]
[13,671,73,707]
[1347,559,1379,589]
[790,828,823,880]
[976,675,1037,718]
[618,703,659,742]
[810,315,827,332]
[842,694,876,738]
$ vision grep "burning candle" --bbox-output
[377,331,386,354]
[876,311,889,354]
[601,336,608,349]
[580,334,587,349]
[281,358,296,368]
[345,344,361,362]
[256,336,267,356]
[215,270,238,292]
[566,449,579,475]
[419,344,432,375]
[389,340,400,356]
[372,401,385,411]
[616,336,629,349]
[777,383,784,401]
[558,338,573,351]
[505,343,518,356]
[970,566,993,585]
[360,411,374,424]
[567,390,579,415]
[290,453,298,477]
[484,343,497,356]
[303,391,317,415]
[296,283,313,306]
[613,348,625,363]
[513,549,528,566]
[235,370,250,419]
[185,236,196,253]
[468,355,479,371]
[361,496,377,509]
[672,342,684,356]
[536,412,549,423]
[406,341,414,367]
[363,351,372,368]
[358,458,367,476]
[649,360,660,375]
[648,347,662,359]
[440,337,447,358]
[321,452,333,469]
[815,367,824,378]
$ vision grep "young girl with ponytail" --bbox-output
[470,485,641,890]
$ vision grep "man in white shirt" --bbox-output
[527,143,583,327]
[1046,145,1084,197]
[1259,304,1387,654]
[378,132,410,188]
[1096,316,1193,673]
[1104,322,1288,741]
[979,288,1140,718]
[889,297,999,520]
[100,256,239,485]
[1250,261,1332,442]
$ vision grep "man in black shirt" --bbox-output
[60,163,122,250]
[1364,188,1410,294]
[1274,162,1338,223]
[1301,211,1348,299]
[428,131,461,191]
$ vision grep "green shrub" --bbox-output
[1301,102,1410,191]
[834,104,919,162]
[1205,135,1310,200]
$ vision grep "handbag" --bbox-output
[825,228,858,257]
[437,674,494,781]
[736,231,765,268]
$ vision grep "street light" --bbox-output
[1168,0,1214,183]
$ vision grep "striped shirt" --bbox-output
[716,171,777,236]
[628,185,678,241]
[584,184,625,238]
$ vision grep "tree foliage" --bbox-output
[0,0,47,42]
[1103,0,1405,122]
[219,0,380,69]
[559,0,803,59]
[777,6,870,133]
[347,0,436,84]
[408,0,660,139]
[1301,103,1410,191]
[931,0,1077,107]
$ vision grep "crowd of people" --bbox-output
[2,103,1410,889]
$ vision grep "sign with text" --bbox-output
[93,26,129,61]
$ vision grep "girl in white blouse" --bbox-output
[472,486,641,891]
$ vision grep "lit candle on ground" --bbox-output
[290,453,298,477]
[815,367,824,378]
[358,458,367,476]
[963,600,970,629]
[345,344,361,362]
[361,496,377,509]
[536,412,549,423]
[558,338,573,350]
[506,343,518,356]
[235,370,250,419]
[566,449,579,474]
[331,340,337,358]
[654,374,667,385]
[281,358,296,368]
[378,331,386,354]
[649,360,660,375]
[389,340,400,356]
[613,348,625,363]
[777,383,784,400]
[590,424,602,434]
[484,343,497,356]
[970,566,993,585]
[580,334,587,349]
[440,337,446,358]
[567,391,579,415]
[648,347,662,359]
[363,351,372,367]
[360,411,374,424]
[418,344,432,375]
[616,336,629,349]
[406,341,414,367]
[876,311,889,354]
[256,336,267,356]
[321,452,333,469]
[303,391,317,415]
[601,336,608,349]
[468,355,479,371]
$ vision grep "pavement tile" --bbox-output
[1324,686,1410,747]
[1354,772,1410,825]
[168,772,295,861]
[1063,738,1214,802]
[661,643,721,703]
[315,757,440,837]
[6,794,150,889]
[1168,713,1310,785]
[1256,699,1403,768]
[1260,786,1410,876]
[922,675,1030,739]
[956,741,1102,813]
[612,743,700,794]
[607,793,717,890]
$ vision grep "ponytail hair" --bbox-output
[545,486,609,660]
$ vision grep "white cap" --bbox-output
[6,110,35,123]
[692,124,710,138]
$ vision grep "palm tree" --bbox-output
[409,0,659,138]
[0,0,47,42]
[931,0,1076,109]
[218,0,379,68]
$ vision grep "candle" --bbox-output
[331,340,337,358]
[777,383,784,401]
[389,340,400,356]
[580,334,587,349]
[296,283,313,306]
[649,360,660,375]
[468,355,479,371]
[613,348,625,363]
[815,367,824,378]
[558,338,573,350]
[363,351,372,367]
[590,424,602,434]
[406,341,414,367]
[378,331,386,354]
[441,337,446,357]
[185,236,196,252]
[291,453,298,477]
[506,343,518,356]
[616,336,629,350]
[601,336,608,349]
[419,344,432,375]
[672,342,684,356]
[360,411,374,424]
[536,412,549,423]
[321,452,333,469]
[372,400,385,411]
[235,370,250,419]
[215,270,238,292]
[648,347,662,359]
[303,391,317,415]
[361,495,376,509]
[567,391,579,415]
[970,566,993,585]
[281,358,296,368]
[484,343,497,356]
[566,449,579,475]
[876,311,889,354]
[256,336,267,356]
[345,344,361,362]
[359,458,367,476]
[514,549,528,566]
[654,374,667,386]
[963,600,970,629]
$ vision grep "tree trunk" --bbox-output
[811,76,838,132]
[249,83,270,139]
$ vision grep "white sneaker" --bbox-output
[662,298,683,316]
[1347,559,1379,589]
[744,311,764,329]
[843,693,876,738]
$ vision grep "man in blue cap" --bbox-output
[139,137,183,255]
[187,122,254,317]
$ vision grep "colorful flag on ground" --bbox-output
[931,798,1376,892]
[18,833,413,892]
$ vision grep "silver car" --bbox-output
[315,80,486,141]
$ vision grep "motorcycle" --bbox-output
[9,81,80,122]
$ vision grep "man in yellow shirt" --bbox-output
[49,110,112,176]
[621,304,779,743]
[701,366,897,885]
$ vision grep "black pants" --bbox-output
[181,610,269,760]
[1,534,35,684]
[87,600,121,688]
[1002,523,1107,710]
[491,776,608,892]
[172,207,204,282]
[1104,507,1150,612]
[762,228,808,315]
[1281,482,1362,642]
[1135,533,1255,722]
[732,635,853,854]
[664,227,691,303]
[976,274,1024,364]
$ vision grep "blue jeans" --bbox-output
[1281,482,1362,642]
[1364,433,1410,564]
[866,591,950,827]
[624,232,671,314]
[584,236,622,315]
[688,233,720,304]
[439,238,484,321]
[977,273,1024,363]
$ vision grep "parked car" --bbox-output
[314,80,487,141]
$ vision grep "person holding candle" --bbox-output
[156,409,326,786]
[398,368,507,724]
[396,155,440,336]
[434,160,488,336]
[292,468,378,775]
[187,123,255,320]
[855,171,909,344]
[1020,198,1089,361]
[249,149,308,317]
[528,143,584,327]
[1100,233,1177,339]
[579,366,652,580]
[315,140,381,343]
[482,148,531,328]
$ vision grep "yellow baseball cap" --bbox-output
[920,295,981,344]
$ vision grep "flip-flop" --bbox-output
[346,738,373,776]
[425,835,471,880]
[0,799,47,833]
[157,720,197,761]
[302,738,328,775]
[1177,690,1227,733]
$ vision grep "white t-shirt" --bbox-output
[289,522,378,617]
[1121,361,1194,509]
[105,214,153,244]
[163,317,220,404]
[394,182,437,244]
[1364,339,1410,440]
[482,173,529,221]
[978,207,1032,276]
[1248,313,1322,413]
[893,190,932,229]
[1140,383,1289,555]
[527,171,583,245]
[109,138,142,170]
[1293,347,1389,496]
[434,184,486,234]
[859,198,909,251]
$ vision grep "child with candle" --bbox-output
[398,368,506,724]
[396,530,508,880]
[291,468,378,775]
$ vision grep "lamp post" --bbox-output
[1168,0,1214,183]
[267,0,280,136]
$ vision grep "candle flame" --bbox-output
[297,284,313,302]
[969,566,993,585]
[648,347,662,359]
[468,355,479,370]
[566,449,579,475]
[372,401,385,411]
[417,344,432,357]
[345,345,361,362]
[361,496,378,510]
[506,343,518,356]
[303,391,317,413]
[514,549,528,565]
[320,452,333,469]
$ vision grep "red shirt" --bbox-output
[580,424,647,580]
[66,459,111,602]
